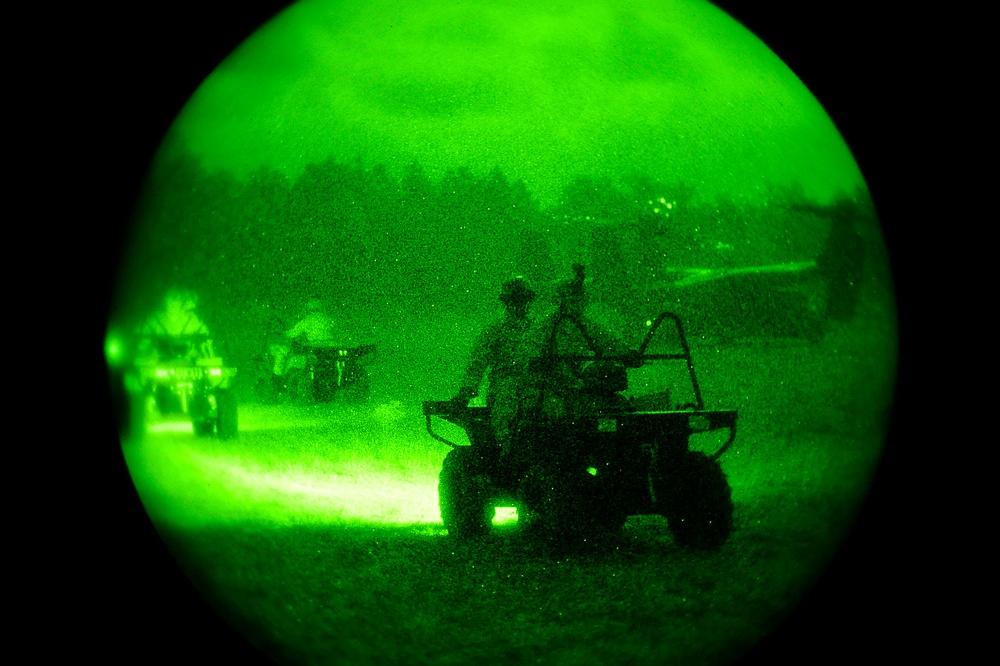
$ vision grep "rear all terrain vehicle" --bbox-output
[135,335,239,439]
[424,311,736,549]
[258,339,376,404]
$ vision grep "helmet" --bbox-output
[182,291,199,312]
[164,288,198,312]
[499,277,536,305]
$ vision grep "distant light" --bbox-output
[586,467,597,476]
[494,507,518,524]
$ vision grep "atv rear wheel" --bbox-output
[653,450,733,550]
[341,367,371,404]
[287,368,314,404]
[216,389,239,440]
[190,394,216,437]
[439,447,493,537]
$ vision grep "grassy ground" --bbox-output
[150,436,872,666]
[123,315,893,666]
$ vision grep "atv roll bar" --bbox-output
[425,310,720,450]
[638,311,704,411]
[532,311,705,409]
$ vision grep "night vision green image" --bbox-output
[105,1,897,664]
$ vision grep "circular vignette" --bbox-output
[92,2,911,665]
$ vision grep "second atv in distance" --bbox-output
[292,340,376,403]
[424,311,736,550]
[257,337,376,405]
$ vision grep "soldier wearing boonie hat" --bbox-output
[455,276,538,456]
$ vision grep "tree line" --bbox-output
[115,147,877,361]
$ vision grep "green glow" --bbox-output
[104,330,127,368]
[126,404,442,528]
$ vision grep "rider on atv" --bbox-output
[451,267,642,503]
[437,265,659,539]
[266,298,374,403]
[517,264,638,433]
[269,298,339,394]
[136,289,215,363]
[429,270,735,545]
[454,276,538,458]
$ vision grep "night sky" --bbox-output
[165,0,864,207]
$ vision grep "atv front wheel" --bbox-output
[439,447,493,537]
[256,375,280,404]
[192,418,216,437]
[590,465,632,533]
[653,450,733,550]
[154,384,181,415]
[518,464,599,541]
[340,366,371,405]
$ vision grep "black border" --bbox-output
[77,2,915,664]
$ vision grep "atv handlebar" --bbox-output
[423,400,489,448]
[289,341,377,357]
[639,311,704,410]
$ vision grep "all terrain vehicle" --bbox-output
[135,334,239,439]
[257,339,376,404]
[423,311,736,549]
